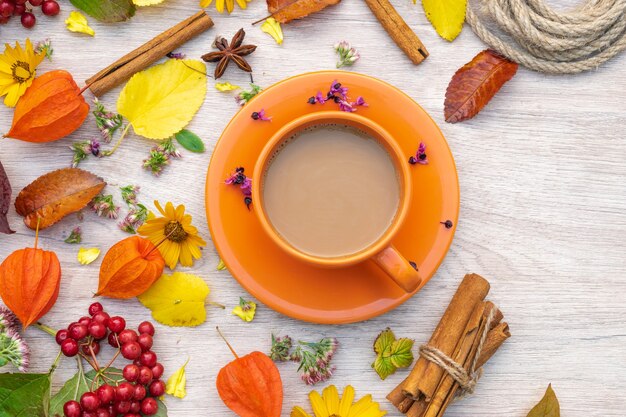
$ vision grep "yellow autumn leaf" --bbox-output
[215,82,240,92]
[261,18,284,45]
[137,272,210,327]
[216,258,227,270]
[199,0,212,6]
[77,247,101,265]
[166,358,189,398]
[65,11,95,36]
[422,0,467,41]
[133,0,165,5]
[117,59,207,140]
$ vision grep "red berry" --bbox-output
[140,398,158,416]
[16,0,27,4]
[80,392,100,412]
[137,333,153,351]
[137,366,153,385]
[95,408,110,417]
[121,342,142,360]
[41,0,59,15]
[55,329,69,345]
[148,380,165,397]
[118,329,138,344]
[21,11,35,28]
[107,405,115,416]
[28,0,43,5]
[88,302,103,316]
[91,311,110,326]
[61,339,79,357]
[78,316,92,327]
[82,340,100,356]
[68,323,88,340]
[0,1,15,17]
[82,412,97,417]
[13,4,25,15]
[129,401,141,413]
[115,382,135,402]
[137,321,155,336]
[132,384,146,401]
[88,322,108,339]
[63,400,81,417]
[114,400,131,414]
[107,332,120,348]
[122,364,140,382]
[133,358,142,366]
[124,414,141,417]
[107,316,126,333]
[140,351,157,368]
[151,363,164,379]
[96,384,115,404]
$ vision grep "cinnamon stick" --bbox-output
[402,274,490,400]
[86,11,213,96]
[364,0,429,64]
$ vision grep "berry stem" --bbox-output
[34,321,57,337]
[48,350,62,376]
[216,326,239,359]
[79,352,99,372]
[102,348,121,371]
[88,341,100,370]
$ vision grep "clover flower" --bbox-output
[93,98,125,143]
[235,83,262,106]
[35,38,53,61]
[118,204,148,234]
[334,41,360,68]
[90,194,120,219]
[291,337,338,385]
[0,328,30,372]
[143,148,171,176]
[120,185,140,206]
[0,307,18,332]
[64,227,82,244]
[270,334,294,362]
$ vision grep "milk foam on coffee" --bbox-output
[262,124,400,258]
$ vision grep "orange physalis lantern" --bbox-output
[6,70,89,143]
[0,226,61,328]
[216,327,283,417]
[97,236,165,299]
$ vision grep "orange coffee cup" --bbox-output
[252,111,421,292]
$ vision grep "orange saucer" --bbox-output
[205,71,459,324]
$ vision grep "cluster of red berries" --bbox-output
[0,0,60,28]
[56,302,165,417]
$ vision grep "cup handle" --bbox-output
[372,245,422,292]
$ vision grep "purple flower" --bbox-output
[0,328,30,372]
[409,142,428,165]
[0,307,18,332]
[329,80,348,98]
[251,109,271,121]
[338,100,356,112]
[240,177,252,196]
[167,51,186,59]
[307,80,367,113]
[225,167,253,207]
[90,194,120,219]
[315,91,326,104]
[355,96,367,106]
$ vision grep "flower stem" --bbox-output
[49,350,62,375]
[206,300,226,309]
[102,123,131,156]
[35,322,57,337]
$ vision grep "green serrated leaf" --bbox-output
[372,355,396,380]
[0,373,50,417]
[69,0,135,22]
[390,338,415,368]
[174,129,205,153]
[373,328,395,354]
[527,384,560,417]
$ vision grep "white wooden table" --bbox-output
[1,0,625,415]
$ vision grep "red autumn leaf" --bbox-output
[0,161,14,234]
[15,168,106,230]
[444,49,518,123]
[267,0,341,23]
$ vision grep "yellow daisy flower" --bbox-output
[0,39,45,107]
[200,0,251,14]
[137,201,206,269]
[292,385,387,417]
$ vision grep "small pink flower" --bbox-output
[251,109,271,121]
[409,142,428,165]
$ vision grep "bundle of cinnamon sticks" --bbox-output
[387,273,510,417]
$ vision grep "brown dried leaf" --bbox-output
[0,161,14,234]
[15,168,106,230]
[267,0,341,23]
[444,49,518,123]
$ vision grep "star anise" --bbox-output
[201,28,257,79]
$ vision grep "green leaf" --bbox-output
[69,0,135,22]
[527,384,560,417]
[0,373,50,417]
[174,129,205,153]
[371,328,414,380]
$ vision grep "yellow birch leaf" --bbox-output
[137,272,209,327]
[117,59,207,140]
[166,358,189,399]
[77,247,101,265]
[65,11,95,36]
[422,0,466,41]
[215,82,240,92]
[133,0,165,5]
[216,258,227,270]
[200,0,212,7]
[261,18,284,45]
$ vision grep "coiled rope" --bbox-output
[465,0,626,74]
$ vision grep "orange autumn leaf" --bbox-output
[97,236,165,298]
[0,238,61,328]
[6,70,89,142]
[15,168,106,230]
[444,49,518,123]
[267,0,340,23]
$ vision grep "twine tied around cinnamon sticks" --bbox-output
[418,306,497,400]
